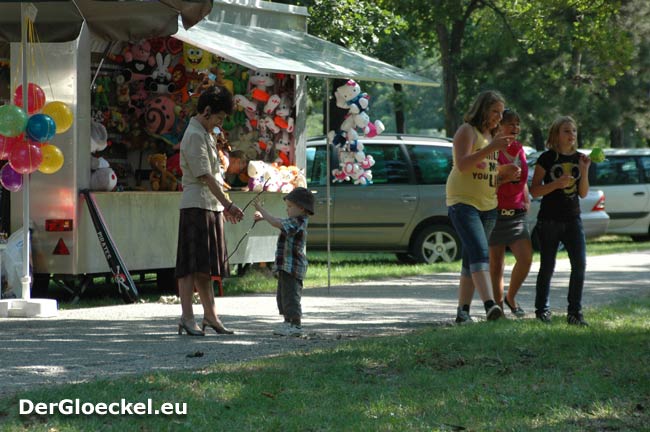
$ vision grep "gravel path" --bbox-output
[1,251,648,397]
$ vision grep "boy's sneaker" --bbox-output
[272,322,290,335]
[486,304,504,321]
[567,312,589,326]
[275,323,303,337]
[536,310,552,323]
[455,307,473,324]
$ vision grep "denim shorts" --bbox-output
[448,203,497,276]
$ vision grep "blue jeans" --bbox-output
[448,203,497,277]
[534,218,586,314]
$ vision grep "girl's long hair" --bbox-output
[546,115,577,152]
[463,90,505,135]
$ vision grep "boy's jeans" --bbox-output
[448,203,497,277]
[535,218,586,314]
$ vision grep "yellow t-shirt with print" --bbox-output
[445,127,499,211]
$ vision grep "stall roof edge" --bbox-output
[174,20,439,87]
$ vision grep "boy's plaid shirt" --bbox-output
[274,216,308,280]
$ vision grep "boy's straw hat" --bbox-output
[284,187,314,215]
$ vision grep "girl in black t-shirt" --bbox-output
[530,116,592,326]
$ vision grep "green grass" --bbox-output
[1,297,648,431]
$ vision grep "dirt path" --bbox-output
[1,251,648,397]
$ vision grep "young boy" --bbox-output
[254,187,314,336]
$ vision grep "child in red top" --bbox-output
[488,109,533,318]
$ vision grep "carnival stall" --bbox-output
[0,0,435,302]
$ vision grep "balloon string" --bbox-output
[31,19,55,102]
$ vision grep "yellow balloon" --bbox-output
[38,144,64,174]
[42,101,74,134]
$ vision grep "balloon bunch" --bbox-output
[0,83,72,192]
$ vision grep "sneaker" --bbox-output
[275,323,303,337]
[486,304,504,321]
[504,297,526,318]
[536,310,552,323]
[567,312,589,326]
[455,307,473,324]
[272,322,290,335]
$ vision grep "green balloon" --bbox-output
[0,105,28,137]
[591,147,606,163]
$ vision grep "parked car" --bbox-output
[305,135,609,263]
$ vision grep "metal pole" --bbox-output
[20,4,33,300]
[325,79,331,294]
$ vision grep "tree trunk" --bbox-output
[393,82,405,133]
[437,27,459,136]
[323,78,349,135]
[610,126,624,148]
[532,125,545,151]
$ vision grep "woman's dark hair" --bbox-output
[197,85,234,116]
[501,108,520,124]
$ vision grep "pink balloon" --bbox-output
[14,83,47,114]
[9,142,43,174]
[0,134,26,160]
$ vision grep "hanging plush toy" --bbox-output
[329,79,385,185]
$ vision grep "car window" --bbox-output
[589,156,641,186]
[640,156,650,182]
[408,144,453,184]
[305,146,329,186]
[335,144,410,185]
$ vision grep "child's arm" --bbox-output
[253,199,283,229]
[577,153,591,198]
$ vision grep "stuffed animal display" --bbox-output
[90,36,299,194]
[148,153,178,191]
[329,80,384,185]
[247,160,306,193]
[233,71,296,166]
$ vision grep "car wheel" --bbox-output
[395,253,416,264]
[411,224,461,263]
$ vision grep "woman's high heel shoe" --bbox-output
[178,317,205,336]
[202,318,234,335]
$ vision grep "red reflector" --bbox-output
[45,219,73,232]
[53,238,70,255]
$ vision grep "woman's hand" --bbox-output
[491,131,515,151]
[225,203,244,223]
[498,163,521,183]
[553,174,575,190]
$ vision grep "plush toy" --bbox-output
[146,52,176,94]
[119,41,156,83]
[91,121,108,153]
[148,153,178,191]
[90,167,117,191]
[328,79,384,185]
[247,160,270,192]
[274,131,292,166]
[273,94,295,133]
[248,70,276,103]
[334,79,369,114]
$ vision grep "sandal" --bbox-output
[504,296,525,318]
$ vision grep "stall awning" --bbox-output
[0,0,212,43]
[173,20,437,87]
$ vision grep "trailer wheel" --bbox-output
[32,274,51,297]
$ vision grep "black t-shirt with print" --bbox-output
[536,150,581,221]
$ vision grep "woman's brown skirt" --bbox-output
[175,207,230,279]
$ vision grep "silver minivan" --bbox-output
[306,135,459,263]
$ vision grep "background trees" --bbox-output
[283,0,649,148]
